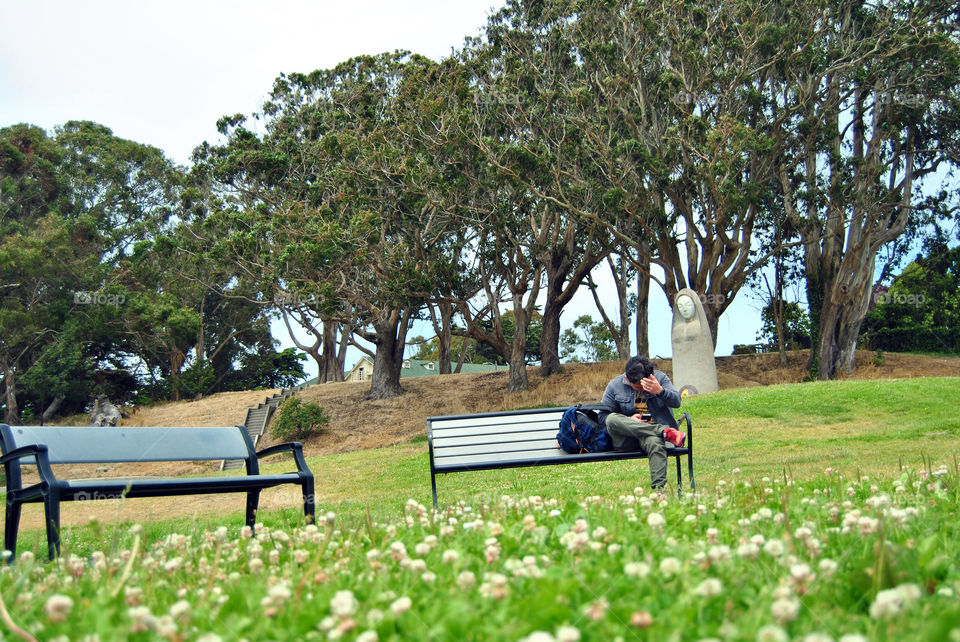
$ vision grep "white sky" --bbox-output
[0,0,762,376]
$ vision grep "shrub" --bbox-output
[271,397,329,441]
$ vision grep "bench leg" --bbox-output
[431,471,438,509]
[4,500,22,563]
[302,477,316,524]
[42,489,62,561]
[675,456,683,497]
[688,450,696,491]
[245,491,260,529]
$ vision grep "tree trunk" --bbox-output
[367,310,407,399]
[507,294,531,392]
[815,253,875,379]
[428,301,454,375]
[2,359,19,425]
[539,299,563,375]
[42,395,65,424]
[319,322,345,383]
[635,262,650,358]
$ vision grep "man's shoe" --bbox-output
[662,427,686,447]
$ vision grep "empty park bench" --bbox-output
[0,424,315,560]
[427,407,694,507]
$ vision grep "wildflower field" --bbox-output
[2,379,959,641]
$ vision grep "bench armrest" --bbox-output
[256,441,310,472]
[677,412,692,448]
[1,444,59,487]
[0,443,47,465]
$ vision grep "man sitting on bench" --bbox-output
[598,356,686,493]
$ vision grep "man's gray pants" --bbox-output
[604,413,668,490]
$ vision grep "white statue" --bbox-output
[671,288,719,394]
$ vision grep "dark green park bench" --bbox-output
[0,424,315,560]
[427,407,694,508]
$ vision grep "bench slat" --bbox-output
[429,417,562,436]
[432,428,558,448]
[434,437,561,458]
[1,425,251,463]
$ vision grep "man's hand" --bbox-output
[640,374,662,395]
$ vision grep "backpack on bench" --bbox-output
[556,403,614,454]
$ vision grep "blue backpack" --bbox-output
[556,404,613,454]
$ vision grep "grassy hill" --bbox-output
[16,350,959,533]
[124,350,960,458]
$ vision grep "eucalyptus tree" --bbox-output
[460,4,616,378]
[202,52,459,398]
[770,0,960,378]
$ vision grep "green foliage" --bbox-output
[862,243,960,354]
[271,397,329,442]
[757,300,812,350]
[560,315,619,363]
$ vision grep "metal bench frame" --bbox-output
[0,424,315,560]
[427,407,694,507]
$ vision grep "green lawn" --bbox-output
[2,378,958,641]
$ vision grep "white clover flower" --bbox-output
[789,563,815,583]
[802,634,834,642]
[659,557,682,576]
[625,561,651,578]
[708,545,731,564]
[128,606,156,633]
[390,596,412,615]
[694,578,724,597]
[422,571,437,584]
[169,599,192,620]
[409,559,427,573]
[763,539,785,557]
[196,634,223,642]
[330,590,358,617]
[155,615,178,638]
[756,624,789,642]
[556,625,580,642]
[457,570,477,589]
[737,542,760,559]
[771,597,800,624]
[44,594,74,622]
[647,512,666,528]
[838,635,869,642]
[356,631,379,642]
[442,549,460,564]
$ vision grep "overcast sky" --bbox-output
[0,0,763,374]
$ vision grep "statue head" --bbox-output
[675,293,697,320]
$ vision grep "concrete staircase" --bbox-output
[220,388,297,471]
